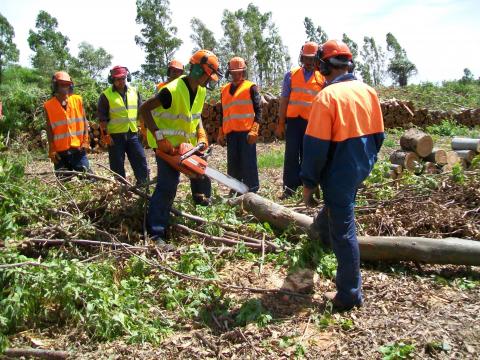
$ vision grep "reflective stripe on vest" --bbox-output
[221,80,255,134]
[44,95,87,152]
[286,67,324,120]
[147,76,206,148]
[102,86,139,134]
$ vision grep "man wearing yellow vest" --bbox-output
[44,71,91,176]
[275,42,325,198]
[217,57,261,193]
[139,49,222,244]
[139,60,185,144]
[97,65,148,184]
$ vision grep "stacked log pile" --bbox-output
[30,96,479,150]
[388,129,480,179]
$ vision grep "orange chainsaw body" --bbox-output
[155,143,207,178]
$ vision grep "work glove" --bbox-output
[100,130,113,147]
[216,127,226,147]
[196,127,208,152]
[48,149,59,164]
[303,186,319,208]
[274,120,286,139]
[247,122,260,144]
[156,138,174,155]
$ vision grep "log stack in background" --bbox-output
[388,129,480,179]
[30,95,479,150]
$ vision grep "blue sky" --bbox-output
[2,0,479,83]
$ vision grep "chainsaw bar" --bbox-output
[204,167,249,194]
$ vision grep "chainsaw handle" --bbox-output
[179,142,206,161]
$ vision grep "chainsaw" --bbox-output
[155,142,249,194]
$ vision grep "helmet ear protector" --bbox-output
[51,74,74,95]
[108,67,132,84]
[315,47,354,76]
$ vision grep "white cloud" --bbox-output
[1,0,479,83]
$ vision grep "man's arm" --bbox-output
[44,109,54,151]
[275,72,291,138]
[97,93,110,131]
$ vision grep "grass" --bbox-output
[257,149,284,169]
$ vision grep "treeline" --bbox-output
[0,2,479,136]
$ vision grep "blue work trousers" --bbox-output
[108,131,148,184]
[312,201,363,307]
[54,148,90,178]
[147,156,211,239]
[283,117,308,194]
[226,131,259,192]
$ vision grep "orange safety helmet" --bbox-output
[51,71,73,94]
[300,41,319,57]
[168,59,184,71]
[228,56,247,72]
[318,40,353,61]
[189,49,223,82]
[53,71,73,84]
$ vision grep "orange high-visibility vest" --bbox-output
[221,80,255,134]
[286,67,324,120]
[44,95,87,152]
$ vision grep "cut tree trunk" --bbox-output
[390,164,403,174]
[423,161,439,174]
[231,193,480,266]
[424,148,447,165]
[400,128,434,157]
[389,150,420,172]
[451,137,480,152]
[455,150,476,163]
[446,151,460,166]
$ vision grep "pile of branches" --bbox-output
[356,174,480,240]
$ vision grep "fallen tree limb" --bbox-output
[174,224,277,252]
[25,238,150,252]
[0,261,49,269]
[3,347,68,359]
[231,193,480,266]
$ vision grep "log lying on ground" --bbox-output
[423,161,439,174]
[4,348,68,359]
[231,193,480,266]
[424,148,448,165]
[400,128,434,157]
[389,150,420,172]
[455,150,476,164]
[446,151,460,166]
[451,137,480,152]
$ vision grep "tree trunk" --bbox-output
[455,150,476,163]
[424,148,447,165]
[4,348,68,359]
[423,161,439,174]
[400,128,434,157]
[451,137,480,152]
[389,150,420,172]
[446,151,460,166]
[231,193,480,266]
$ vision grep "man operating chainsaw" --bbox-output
[139,49,223,244]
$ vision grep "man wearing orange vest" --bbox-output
[217,57,262,193]
[44,71,91,176]
[155,59,184,93]
[275,41,325,198]
[301,40,384,311]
